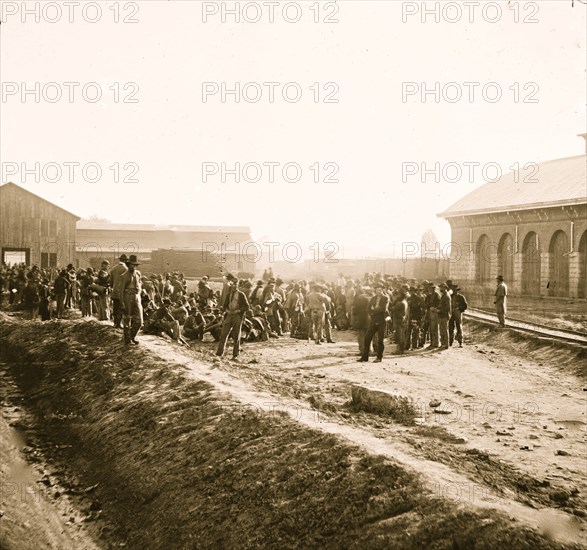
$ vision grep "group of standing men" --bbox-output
[353,279,470,363]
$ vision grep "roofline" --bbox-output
[438,197,587,219]
[76,224,252,233]
[0,182,81,221]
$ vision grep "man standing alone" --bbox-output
[449,285,468,347]
[495,275,508,327]
[120,255,143,345]
[216,278,250,360]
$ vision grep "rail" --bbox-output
[466,308,587,346]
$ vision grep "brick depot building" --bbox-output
[439,154,587,299]
[0,182,79,267]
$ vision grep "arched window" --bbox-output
[475,234,491,283]
[548,230,569,297]
[497,233,514,283]
[522,232,540,295]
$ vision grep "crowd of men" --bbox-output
[0,258,510,362]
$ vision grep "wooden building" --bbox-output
[439,154,587,299]
[76,221,256,275]
[0,182,79,267]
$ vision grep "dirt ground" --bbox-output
[0,312,585,549]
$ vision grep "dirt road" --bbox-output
[142,322,587,545]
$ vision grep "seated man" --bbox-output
[183,307,206,340]
[203,308,222,342]
[144,298,182,341]
[173,300,189,325]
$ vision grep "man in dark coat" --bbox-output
[22,279,40,319]
[352,287,370,356]
[357,284,390,363]
[53,269,71,319]
[425,283,441,349]
[449,285,468,347]
[438,283,452,349]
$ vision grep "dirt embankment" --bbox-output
[0,317,582,550]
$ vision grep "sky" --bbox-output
[1,0,586,260]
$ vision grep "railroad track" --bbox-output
[466,308,587,346]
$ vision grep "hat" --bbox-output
[202,275,209,281]
[409,286,417,292]
[226,273,236,281]
[275,278,283,285]
[496,275,504,281]
[452,286,461,292]
[445,279,453,287]
[102,260,110,266]
[256,280,264,286]
[163,298,172,306]
[439,283,448,289]
[127,255,140,265]
[268,278,276,284]
[119,254,128,262]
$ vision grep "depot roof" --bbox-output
[438,154,587,218]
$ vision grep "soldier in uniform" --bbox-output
[120,255,143,345]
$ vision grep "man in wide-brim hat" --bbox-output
[120,255,143,344]
[449,285,468,348]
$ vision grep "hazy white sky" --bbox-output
[1,0,586,258]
